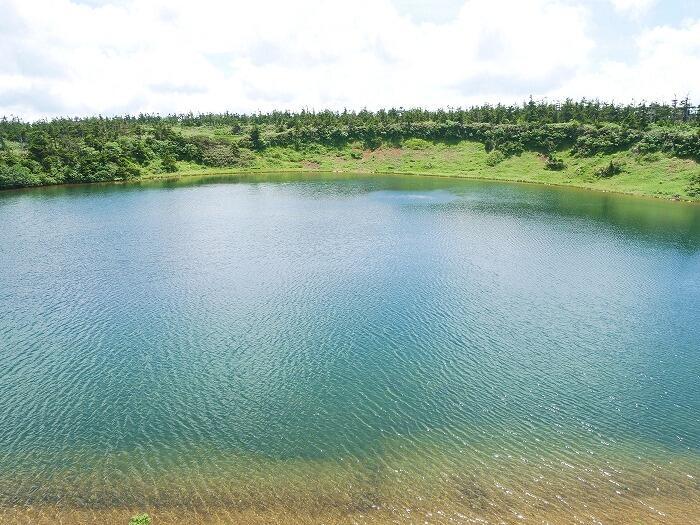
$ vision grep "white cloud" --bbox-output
[552,18,700,102]
[610,0,656,15]
[0,0,595,117]
[0,0,696,118]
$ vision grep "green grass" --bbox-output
[160,131,700,201]
[128,513,151,525]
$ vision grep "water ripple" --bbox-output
[0,174,698,523]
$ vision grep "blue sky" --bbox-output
[1,0,699,118]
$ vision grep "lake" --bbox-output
[0,174,698,524]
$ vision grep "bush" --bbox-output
[249,126,265,150]
[0,163,41,188]
[486,150,506,166]
[403,138,431,150]
[200,144,240,167]
[595,159,624,178]
[686,174,700,197]
[636,152,660,163]
[161,153,178,173]
[572,124,640,156]
[634,128,700,160]
[544,155,566,171]
[181,143,201,162]
[118,137,153,164]
[362,135,381,150]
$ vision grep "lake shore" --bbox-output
[147,166,700,204]
[154,140,700,202]
[4,438,699,525]
[7,498,700,525]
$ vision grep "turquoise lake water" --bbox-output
[0,174,698,524]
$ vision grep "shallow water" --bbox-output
[0,174,699,524]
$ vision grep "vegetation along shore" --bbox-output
[1,100,699,200]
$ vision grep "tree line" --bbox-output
[1,99,699,191]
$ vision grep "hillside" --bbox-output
[1,101,699,199]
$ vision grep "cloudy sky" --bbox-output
[1,0,699,119]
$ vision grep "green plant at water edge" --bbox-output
[129,513,151,525]
[686,173,700,197]
[595,159,624,178]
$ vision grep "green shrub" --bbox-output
[486,150,506,166]
[181,143,201,162]
[403,138,431,150]
[249,125,265,150]
[571,124,641,156]
[0,163,41,188]
[129,513,151,525]
[362,135,381,150]
[636,152,660,163]
[200,144,240,167]
[634,128,700,160]
[686,174,700,197]
[544,155,566,171]
[595,159,624,178]
[161,153,178,173]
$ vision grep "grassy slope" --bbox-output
[165,130,700,201]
